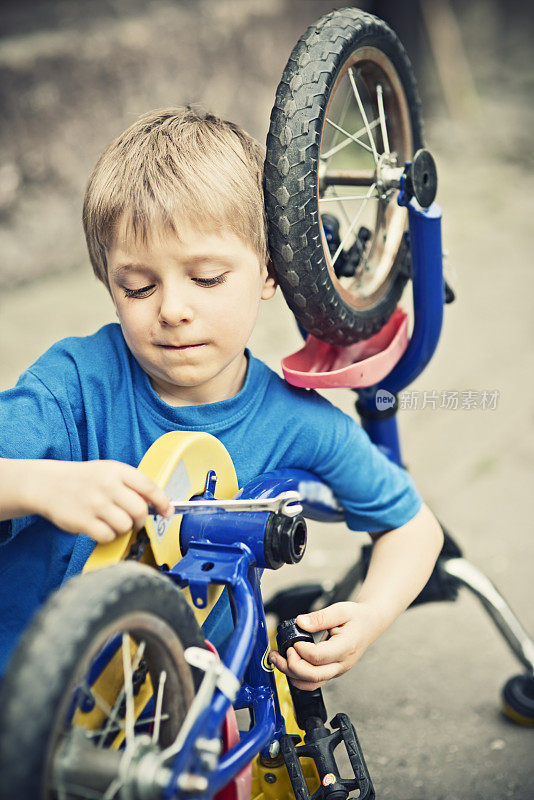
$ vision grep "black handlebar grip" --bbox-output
[276,618,314,657]
[276,618,327,729]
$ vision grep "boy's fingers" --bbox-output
[268,651,291,679]
[293,636,352,666]
[112,486,151,530]
[126,487,157,529]
[268,650,284,668]
[296,603,354,634]
[122,467,172,516]
[86,519,117,543]
[290,678,328,691]
[269,649,340,688]
[269,651,297,678]
[100,504,135,537]
[285,646,340,684]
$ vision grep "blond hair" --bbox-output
[83,107,267,287]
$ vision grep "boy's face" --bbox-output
[107,219,276,406]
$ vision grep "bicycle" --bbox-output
[1,8,533,800]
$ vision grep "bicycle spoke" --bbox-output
[331,183,376,267]
[322,85,352,164]
[121,633,136,753]
[96,705,125,748]
[57,782,115,800]
[102,777,123,800]
[319,185,352,228]
[348,67,379,163]
[97,639,146,748]
[73,787,105,800]
[78,681,114,720]
[153,670,167,743]
[325,118,374,154]
[86,712,170,740]
[320,194,373,202]
[376,84,390,154]
[321,118,381,161]
[57,782,69,800]
[329,187,352,227]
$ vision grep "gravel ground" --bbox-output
[1,1,533,798]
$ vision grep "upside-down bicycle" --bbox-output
[1,8,533,800]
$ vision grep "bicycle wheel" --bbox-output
[265,8,423,344]
[0,562,207,800]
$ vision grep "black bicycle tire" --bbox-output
[0,562,207,800]
[265,8,424,344]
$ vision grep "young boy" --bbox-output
[0,107,443,688]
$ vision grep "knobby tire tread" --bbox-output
[265,8,424,344]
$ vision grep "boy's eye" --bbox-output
[123,284,156,298]
[121,274,227,297]
[193,274,227,287]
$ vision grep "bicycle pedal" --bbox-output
[280,713,374,800]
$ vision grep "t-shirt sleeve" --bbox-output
[299,393,423,533]
[0,369,73,544]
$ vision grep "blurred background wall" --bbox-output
[1,0,533,289]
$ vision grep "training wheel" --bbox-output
[501,673,534,726]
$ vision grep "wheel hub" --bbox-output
[53,730,172,800]
[375,151,404,199]
[375,148,438,208]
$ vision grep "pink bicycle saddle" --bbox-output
[281,307,408,389]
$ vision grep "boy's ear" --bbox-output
[261,256,277,300]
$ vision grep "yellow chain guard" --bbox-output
[83,430,239,625]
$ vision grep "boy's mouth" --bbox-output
[158,342,206,351]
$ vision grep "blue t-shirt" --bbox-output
[0,323,422,673]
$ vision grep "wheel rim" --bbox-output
[318,45,414,309]
[44,612,195,799]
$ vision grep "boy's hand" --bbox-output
[32,460,173,543]
[268,507,443,692]
[269,602,380,691]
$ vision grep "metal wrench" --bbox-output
[148,491,303,519]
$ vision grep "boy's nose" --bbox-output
[158,290,194,326]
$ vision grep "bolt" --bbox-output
[196,737,221,756]
[199,752,218,771]
[80,692,95,713]
[264,773,277,784]
[268,740,280,758]
[177,774,209,794]
[195,737,221,772]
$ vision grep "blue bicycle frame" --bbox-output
[157,194,445,798]
[357,193,444,466]
[164,467,341,797]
